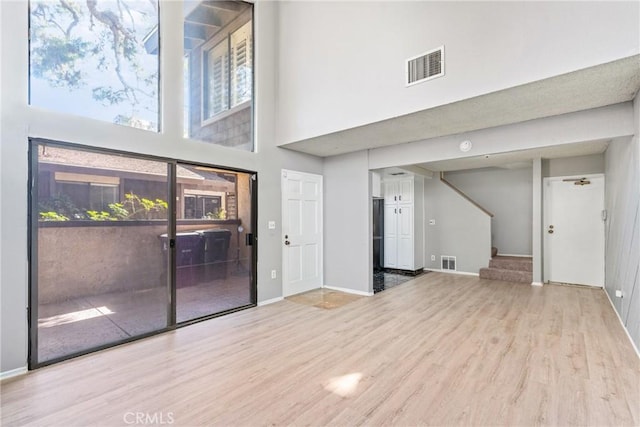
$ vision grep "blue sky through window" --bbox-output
[29,0,159,131]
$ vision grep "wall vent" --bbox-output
[441,255,456,271]
[406,46,444,86]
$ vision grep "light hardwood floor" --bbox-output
[2,273,639,426]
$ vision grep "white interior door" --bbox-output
[282,170,323,296]
[543,174,605,287]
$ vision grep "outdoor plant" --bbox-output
[206,208,227,220]
[109,193,168,220]
[38,193,81,219]
[86,210,117,221]
[38,191,168,221]
[39,211,69,221]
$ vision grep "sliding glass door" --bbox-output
[175,164,254,322]
[29,140,256,367]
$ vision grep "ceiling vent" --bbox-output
[406,46,444,86]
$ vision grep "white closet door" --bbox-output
[384,204,398,267]
[398,179,413,203]
[397,205,414,269]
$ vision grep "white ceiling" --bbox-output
[279,55,640,158]
[415,139,610,172]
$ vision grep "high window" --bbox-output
[29,0,160,131]
[184,1,254,151]
[203,21,252,120]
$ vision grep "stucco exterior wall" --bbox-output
[37,221,242,303]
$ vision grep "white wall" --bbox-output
[324,151,371,294]
[371,171,382,198]
[543,153,605,177]
[603,94,640,350]
[445,167,533,256]
[253,2,323,303]
[0,1,323,373]
[532,159,543,284]
[423,178,492,274]
[277,1,639,144]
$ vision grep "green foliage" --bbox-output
[86,210,117,221]
[30,36,90,90]
[38,191,167,221]
[107,202,129,220]
[114,193,168,220]
[92,86,127,105]
[206,208,227,220]
[29,0,158,126]
[38,193,81,219]
[39,211,69,221]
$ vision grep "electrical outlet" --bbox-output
[615,290,623,298]
[271,270,277,279]
[431,255,436,261]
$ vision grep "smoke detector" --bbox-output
[459,140,472,152]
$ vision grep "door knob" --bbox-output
[285,240,290,245]
[548,225,554,234]
[548,230,554,234]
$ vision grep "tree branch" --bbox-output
[85,0,139,104]
[58,0,80,38]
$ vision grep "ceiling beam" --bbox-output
[185,5,223,28]
[184,23,208,41]
[200,1,244,12]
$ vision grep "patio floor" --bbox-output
[37,271,252,363]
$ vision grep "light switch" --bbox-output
[268,221,276,229]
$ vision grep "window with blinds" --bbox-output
[230,21,252,107]
[206,41,229,118]
[203,20,252,120]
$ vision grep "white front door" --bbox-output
[543,174,605,287]
[282,170,323,296]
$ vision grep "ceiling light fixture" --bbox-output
[459,140,472,152]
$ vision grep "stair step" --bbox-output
[479,267,532,284]
[489,256,532,272]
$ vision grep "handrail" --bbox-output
[439,172,494,218]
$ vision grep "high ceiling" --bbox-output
[279,55,640,159]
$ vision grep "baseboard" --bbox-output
[0,367,27,381]
[424,269,479,277]
[531,282,544,287]
[603,288,640,360]
[257,296,284,306]
[323,285,373,297]
[498,253,533,258]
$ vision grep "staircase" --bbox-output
[479,255,532,284]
